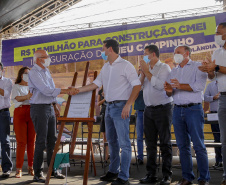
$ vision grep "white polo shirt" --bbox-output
[93,56,141,102]
[212,47,226,92]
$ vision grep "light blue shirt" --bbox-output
[204,81,218,112]
[0,76,12,109]
[168,60,207,105]
[28,64,61,104]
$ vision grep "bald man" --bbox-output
[28,50,78,183]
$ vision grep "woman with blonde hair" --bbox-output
[12,67,35,178]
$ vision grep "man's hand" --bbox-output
[170,78,181,89]
[67,87,79,95]
[121,104,131,119]
[53,104,60,117]
[0,88,4,96]
[140,60,149,74]
[198,58,216,72]
[213,92,220,100]
[164,81,173,93]
[101,91,105,97]
[26,92,33,100]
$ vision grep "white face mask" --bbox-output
[42,57,51,68]
[214,34,226,47]
[22,74,29,82]
[174,54,184,64]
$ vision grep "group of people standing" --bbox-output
[0,50,78,183]
[73,22,226,185]
[0,22,225,185]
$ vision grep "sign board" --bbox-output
[207,113,218,121]
[2,12,226,67]
[67,91,92,118]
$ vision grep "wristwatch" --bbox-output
[215,65,220,72]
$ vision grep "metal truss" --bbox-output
[0,0,81,61]
[0,0,81,38]
[1,4,225,40]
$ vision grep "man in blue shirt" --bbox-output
[204,80,222,168]
[29,49,78,183]
[134,66,145,165]
[165,45,210,185]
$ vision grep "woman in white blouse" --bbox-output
[11,67,35,178]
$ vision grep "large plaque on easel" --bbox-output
[68,91,92,118]
[45,61,98,185]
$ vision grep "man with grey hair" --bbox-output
[28,49,78,183]
[198,22,226,185]
[164,45,210,185]
[0,62,13,178]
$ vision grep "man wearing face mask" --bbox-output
[28,49,78,183]
[198,22,226,185]
[164,45,210,185]
[139,45,173,185]
[72,39,141,185]
[0,62,13,178]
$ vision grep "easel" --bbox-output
[45,62,98,185]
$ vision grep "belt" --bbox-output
[0,108,9,113]
[220,92,226,95]
[175,103,201,108]
[107,100,127,104]
[210,111,217,113]
[30,104,52,106]
[147,102,171,109]
[18,104,30,107]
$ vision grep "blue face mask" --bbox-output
[101,51,108,61]
[143,55,150,63]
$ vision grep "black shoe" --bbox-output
[139,174,158,184]
[213,162,223,168]
[221,179,226,185]
[176,178,193,185]
[219,162,223,167]
[51,170,65,179]
[160,176,172,185]
[198,180,209,185]
[111,178,130,185]
[1,171,11,178]
[33,173,46,183]
[100,171,118,182]
[138,159,144,165]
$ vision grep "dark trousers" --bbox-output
[144,103,173,177]
[30,104,57,176]
[211,123,222,163]
[0,110,13,172]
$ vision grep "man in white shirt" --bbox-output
[139,45,173,185]
[198,22,226,185]
[0,63,13,178]
[74,39,141,185]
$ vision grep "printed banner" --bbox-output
[2,12,226,67]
